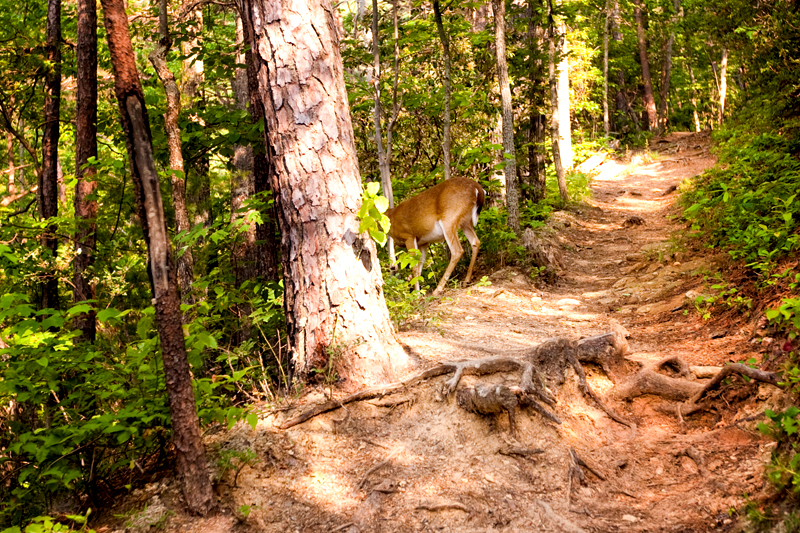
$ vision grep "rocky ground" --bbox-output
[103,132,789,533]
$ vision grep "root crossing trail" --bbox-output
[117,132,776,533]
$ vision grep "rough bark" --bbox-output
[241,0,409,387]
[547,0,569,203]
[40,0,61,310]
[74,0,98,341]
[633,0,657,131]
[432,0,452,181]
[100,0,215,514]
[493,0,520,232]
[149,0,196,305]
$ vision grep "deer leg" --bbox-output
[433,220,464,295]
[461,225,480,284]
[414,245,428,292]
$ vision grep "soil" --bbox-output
[107,132,789,533]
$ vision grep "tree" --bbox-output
[432,0,453,181]
[149,0,195,304]
[99,0,215,514]
[240,0,409,387]
[633,0,657,131]
[74,0,98,340]
[548,0,569,202]
[525,0,548,202]
[657,0,681,133]
[370,0,397,262]
[40,0,61,310]
[492,0,520,232]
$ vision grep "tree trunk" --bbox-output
[602,0,610,138]
[492,0,520,232]
[718,47,728,126]
[633,0,657,131]
[241,0,409,387]
[555,13,571,169]
[40,0,61,310]
[236,0,280,282]
[371,0,398,262]
[74,0,97,341]
[100,0,215,515]
[548,0,569,203]
[371,0,391,203]
[526,0,547,202]
[688,63,701,132]
[149,0,196,305]
[6,130,16,196]
[657,0,680,133]
[433,0,452,181]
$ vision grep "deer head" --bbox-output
[386,177,485,295]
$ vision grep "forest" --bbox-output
[0,0,799,529]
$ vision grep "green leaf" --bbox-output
[66,303,93,317]
[246,412,258,430]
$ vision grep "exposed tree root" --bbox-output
[456,383,522,435]
[281,331,630,429]
[615,357,782,417]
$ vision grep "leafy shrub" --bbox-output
[681,130,800,274]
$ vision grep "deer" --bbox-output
[386,177,485,295]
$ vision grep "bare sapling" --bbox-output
[386,177,485,295]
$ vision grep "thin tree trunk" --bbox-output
[492,0,520,232]
[657,0,680,133]
[74,0,98,341]
[241,0,409,387]
[718,47,728,126]
[180,1,203,102]
[371,0,394,222]
[6,131,16,195]
[150,0,196,305]
[633,0,657,131]
[100,0,215,515]
[237,0,279,281]
[556,17,571,169]
[548,0,568,203]
[41,0,61,310]
[433,0,452,181]
[688,63,701,132]
[229,14,259,289]
[602,0,610,137]
[526,0,547,202]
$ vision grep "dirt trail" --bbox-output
[115,132,780,533]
